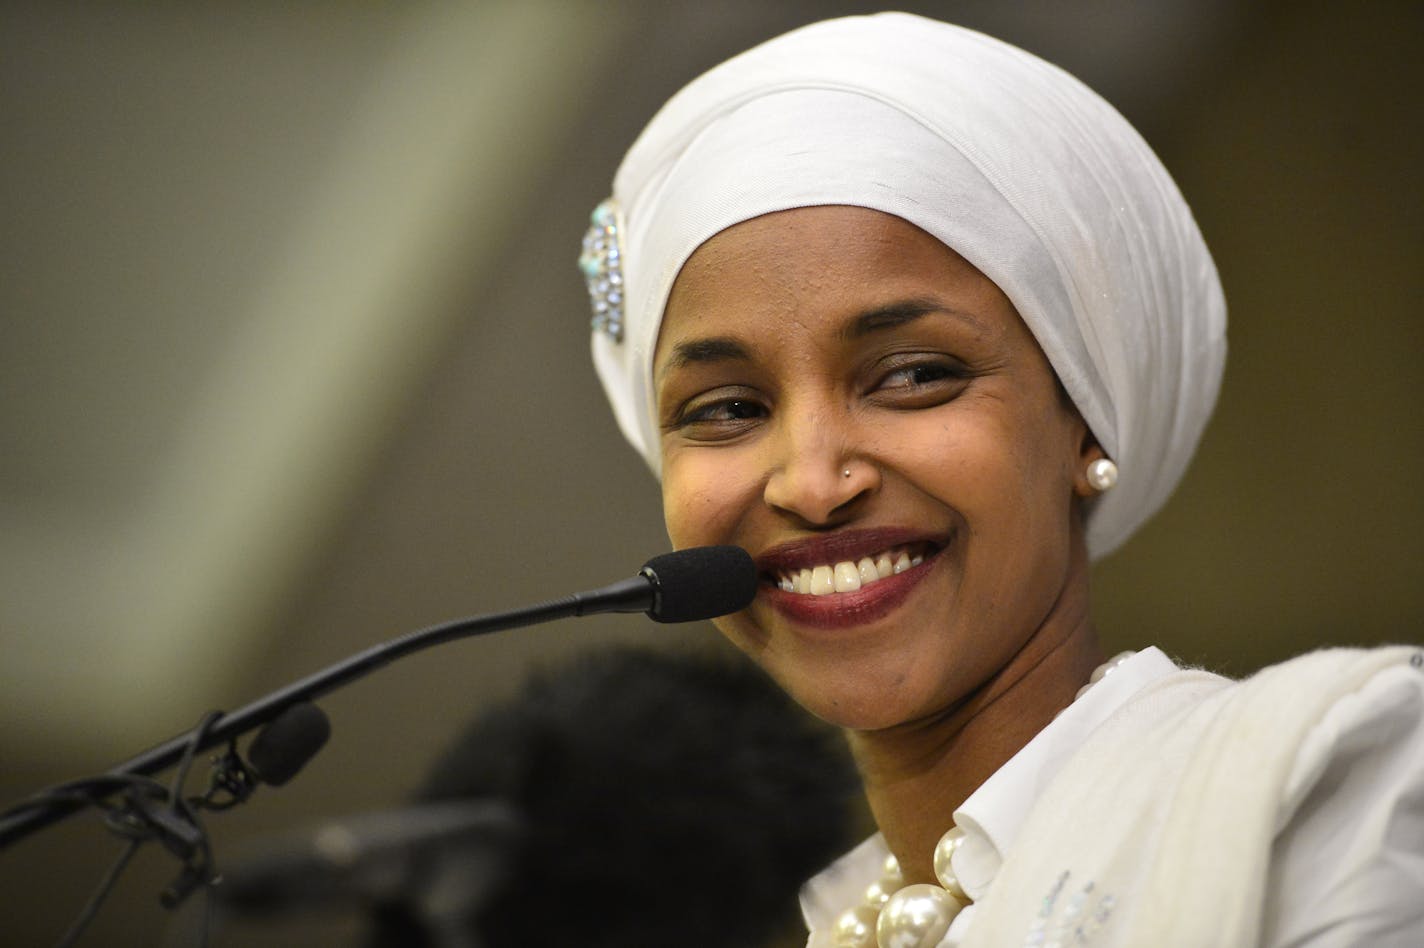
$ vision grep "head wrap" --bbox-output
[587,12,1226,559]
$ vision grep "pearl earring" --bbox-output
[1086,458,1118,492]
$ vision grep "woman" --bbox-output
[578,13,1423,948]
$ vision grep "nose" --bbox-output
[762,404,878,526]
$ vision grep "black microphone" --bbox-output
[575,545,758,622]
[247,703,332,787]
[0,546,759,849]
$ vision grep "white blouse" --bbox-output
[800,647,1424,947]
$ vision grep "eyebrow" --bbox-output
[657,297,987,380]
[657,337,752,380]
[841,296,984,339]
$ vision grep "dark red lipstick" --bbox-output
[754,528,947,631]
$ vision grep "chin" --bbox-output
[718,605,977,731]
[809,700,913,733]
[768,653,944,733]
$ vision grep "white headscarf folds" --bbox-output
[588,12,1226,559]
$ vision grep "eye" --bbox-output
[880,362,960,388]
[687,398,764,422]
[668,392,768,441]
[870,357,973,406]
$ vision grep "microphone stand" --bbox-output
[0,544,755,946]
[0,578,653,850]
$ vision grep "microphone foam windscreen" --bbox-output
[642,545,757,623]
[372,648,860,948]
[247,702,332,787]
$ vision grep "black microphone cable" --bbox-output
[13,702,333,948]
[51,710,220,948]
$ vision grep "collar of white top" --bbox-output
[799,647,1181,934]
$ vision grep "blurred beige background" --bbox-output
[1,1,1419,945]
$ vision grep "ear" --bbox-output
[1070,426,1109,499]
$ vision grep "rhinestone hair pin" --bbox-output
[579,198,625,342]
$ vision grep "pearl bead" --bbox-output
[875,883,964,948]
[881,853,904,885]
[1089,650,1136,683]
[832,904,880,947]
[828,652,1138,944]
[932,825,968,901]
[864,878,895,911]
[1086,458,1118,492]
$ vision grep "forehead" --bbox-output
[657,205,1009,356]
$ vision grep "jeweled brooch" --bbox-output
[579,198,625,342]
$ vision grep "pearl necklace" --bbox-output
[832,651,1136,948]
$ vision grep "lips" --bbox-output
[754,528,946,630]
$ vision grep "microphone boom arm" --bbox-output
[0,578,653,850]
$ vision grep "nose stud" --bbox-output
[843,468,852,478]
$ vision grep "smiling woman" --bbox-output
[580,13,1424,948]
[657,208,1099,741]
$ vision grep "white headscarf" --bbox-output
[587,12,1226,559]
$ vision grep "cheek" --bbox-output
[898,400,1074,537]
[659,452,751,549]
[892,406,1016,493]
[979,412,1080,576]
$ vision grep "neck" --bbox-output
[844,571,1103,885]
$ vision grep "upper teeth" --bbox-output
[776,547,926,595]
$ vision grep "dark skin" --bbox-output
[653,206,1107,885]
[847,564,1102,883]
